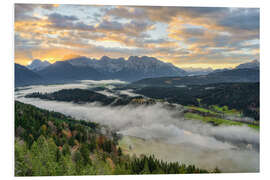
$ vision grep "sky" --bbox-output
[14,4,260,69]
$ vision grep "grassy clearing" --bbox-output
[184,112,254,127]
[185,105,242,117]
[184,109,259,130]
[184,112,259,130]
[210,105,242,116]
[185,106,219,116]
[247,124,260,130]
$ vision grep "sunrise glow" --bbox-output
[15,4,259,69]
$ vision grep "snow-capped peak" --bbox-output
[27,59,51,71]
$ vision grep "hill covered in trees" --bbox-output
[24,82,259,121]
[15,101,215,176]
[25,88,153,106]
[25,89,116,105]
[133,68,259,86]
[133,83,259,120]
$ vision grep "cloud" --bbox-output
[14,5,260,68]
[182,27,205,36]
[15,4,58,21]
[218,8,259,31]
[80,79,127,84]
[97,19,123,31]
[104,6,146,21]
[39,4,59,10]
[48,13,95,31]
[15,4,37,21]
[95,19,154,38]
[105,6,227,23]
[48,13,78,22]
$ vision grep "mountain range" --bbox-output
[133,68,259,87]
[67,56,187,78]
[183,60,259,76]
[15,56,259,87]
[16,56,188,86]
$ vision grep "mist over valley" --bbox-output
[15,80,259,172]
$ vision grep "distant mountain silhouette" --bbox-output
[28,56,187,82]
[27,59,51,71]
[37,61,103,83]
[15,56,260,87]
[15,63,43,87]
[183,60,259,76]
[236,60,259,69]
[66,56,188,81]
[133,68,259,86]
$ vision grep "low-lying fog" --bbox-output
[15,80,259,173]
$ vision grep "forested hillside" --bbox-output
[25,88,151,106]
[134,83,259,120]
[25,89,116,105]
[133,68,259,86]
[15,101,216,176]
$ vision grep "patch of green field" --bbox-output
[210,105,242,116]
[185,106,219,116]
[184,112,259,130]
[185,105,241,117]
[247,124,260,130]
[185,112,239,126]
